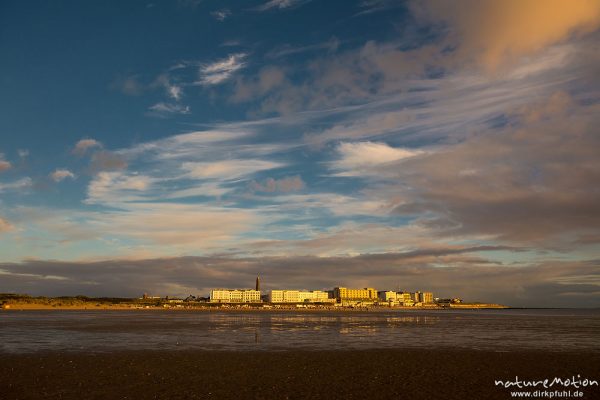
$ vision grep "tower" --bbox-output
[255,275,260,292]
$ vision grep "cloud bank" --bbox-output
[1,253,598,308]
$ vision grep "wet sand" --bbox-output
[2,349,599,399]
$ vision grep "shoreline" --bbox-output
[2,349,599,400]
[1,303,510,311]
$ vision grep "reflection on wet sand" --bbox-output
[1,309,599,353]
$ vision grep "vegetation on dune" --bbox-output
[0,293,144,307]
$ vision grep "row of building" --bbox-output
[209,278,435,306]
[378,290,433,305]
[269,290,332,303]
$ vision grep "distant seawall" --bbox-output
[448,303,509,309]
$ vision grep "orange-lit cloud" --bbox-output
[0,160,11,172]
[0,217,13,233]
[72,138,102,156]
[50,169,75,183]
[100,203,261,247]
[415,0,600,71]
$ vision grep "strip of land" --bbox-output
[0,294,508,310]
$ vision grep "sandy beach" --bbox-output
[2,349,599,400]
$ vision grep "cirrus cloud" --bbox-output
[256,0,312,12]
[198,53,247,86]
[147,102,190,117]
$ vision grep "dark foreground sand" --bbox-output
[1,350,599,400]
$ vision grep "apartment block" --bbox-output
[269,290,330,303]
[333,287,378,300]
[210,289,261,303]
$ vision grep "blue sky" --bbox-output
[1,0,599,306]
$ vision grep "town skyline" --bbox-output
[1,1,599,308]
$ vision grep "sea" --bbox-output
[1,309,599,354]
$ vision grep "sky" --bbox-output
[1,0,599,307]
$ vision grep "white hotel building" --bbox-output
[210,289,261,303]
[377,290,434,305]
[269,290,331,303]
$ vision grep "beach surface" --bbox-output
[2,349,600,400]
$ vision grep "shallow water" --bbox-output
[1,309,599,353]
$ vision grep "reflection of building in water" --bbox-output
[210,289,261,303]
[269,290,331,303]
[385,316,439,324]
[333,287,378,301]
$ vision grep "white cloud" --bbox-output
[355,0,403,16]
[331,141,420,176]
[18,149,29,159]
[86,172,154,205]
[147,102,190,116]
[50,169,76,182]
[0,177,32,193]
[182,159,284,180]
[73,138,102,156]
[165,183,231,200]
[124,126,291,162]
[266,37,340,59]
[271,193,391,217]
[221,39,242,47]
[211,9,231,21]
[153,74,183,101]
[167,84,182,101]
[92,124,295,209]
[198,53,247,86]
[256,0,311,12]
